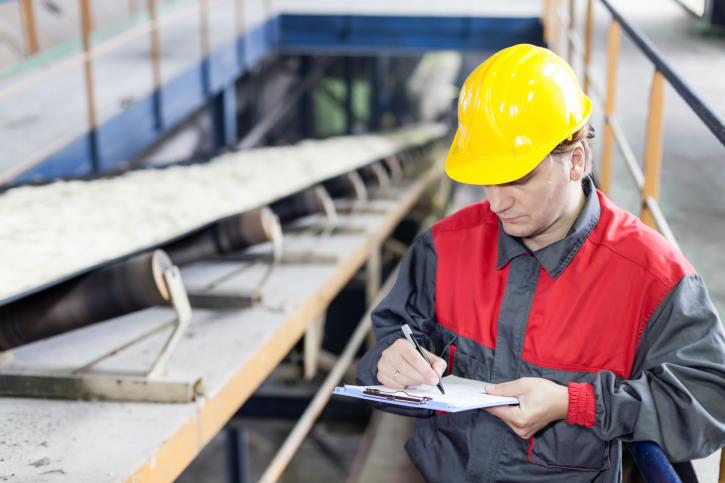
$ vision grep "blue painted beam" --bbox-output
[277,15,544,53]
[10,14,543,185]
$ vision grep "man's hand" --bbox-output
[484,378,569,439]
[377,338,447,389]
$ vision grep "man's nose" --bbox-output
[485,186,512,214]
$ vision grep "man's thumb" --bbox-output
[486,383,505,395]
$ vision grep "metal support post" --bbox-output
[600,19,621,195]
[544,0,551,45]
[200,0,211,93]
[567,0,576,64]
[300,56,316,139]
[641,70,665,229]
[20,0,39,56]
[345,56,354,135]
[79,0,100,172]
[226,426,251,483]
[149,0,163,129]
[212,84,238,150]
[365,240,382,350]
[304,314,325,380]
[584,0,593,95]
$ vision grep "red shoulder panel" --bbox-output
[521,191,695,377]
[432,202,504,350]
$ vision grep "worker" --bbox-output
[356,44,725,482]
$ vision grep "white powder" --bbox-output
[0,123,447,303]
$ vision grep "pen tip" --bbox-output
[438,383,445,395]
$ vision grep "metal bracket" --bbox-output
[385,155,404,185]
[187,213,285,308]
[0,266,204,403]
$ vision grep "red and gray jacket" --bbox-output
[356,178,725,482]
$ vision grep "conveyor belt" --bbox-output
[0,148,448,482]
[0,123,446,306]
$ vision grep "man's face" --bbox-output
[481,153,573,240]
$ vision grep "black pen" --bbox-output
[401,323,445,395]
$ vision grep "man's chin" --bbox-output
[500,221,537,239]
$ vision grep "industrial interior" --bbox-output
[0,0,724,482]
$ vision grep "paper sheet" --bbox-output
[344,375,519,408]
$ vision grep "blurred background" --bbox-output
[0,0,723,482]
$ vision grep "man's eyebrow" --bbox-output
[507,171,535,185]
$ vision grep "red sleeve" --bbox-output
[567,382,596,428]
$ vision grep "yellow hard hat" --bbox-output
[446,44,592,185]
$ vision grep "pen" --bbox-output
[401,323,445,395]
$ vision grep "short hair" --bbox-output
[550,123,595,177]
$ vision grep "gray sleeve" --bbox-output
[355,228,440,417]
[591,274,725,461]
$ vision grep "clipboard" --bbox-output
[333,375,519,412]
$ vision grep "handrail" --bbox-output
[600,0,725,147]
[544,0,721,479]
[543,0,695,253]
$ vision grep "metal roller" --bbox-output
[271,188,326,223]
[0,250,172,350]
[358,163,383,187]
[164,208,276,266]
[323,173,357,198]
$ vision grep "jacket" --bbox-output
[356,178,725,482]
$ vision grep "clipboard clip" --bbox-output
[363,388,432,405]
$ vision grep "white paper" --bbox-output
[347,375,519,408]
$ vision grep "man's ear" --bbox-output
[569,143,586,182]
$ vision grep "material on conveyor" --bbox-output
[0,250,171,350]
[0,123,447,305]
[164,208,276,266]
[270,188,326,223]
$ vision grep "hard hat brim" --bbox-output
[445,98,592,186]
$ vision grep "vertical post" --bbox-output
[304,314,325,380]
[369,56,380,131]
[567,0,576,64]
[79,0,99,172]
[20,0,39,55]
[641,70,665,229]
[543,0,551,46]
[300,56,316,139]
[583,0,593,95]
[200,0,211,92]
[366,240,381,349]
[148,0,163,129]
[345,56,354,135]
[234,0,245,68]
[235,0,245,36]
[212,84,238,150]
[225,426,251,483]
[599,18,620,196]
[718,447,725,483]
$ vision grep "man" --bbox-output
[356,44,725,482]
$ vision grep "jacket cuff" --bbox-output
[566,382,595,428]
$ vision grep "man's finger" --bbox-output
[422,348,447,377]
[485,380,522,396]
[399,343,440,385]
[378,373,406,390]
[484,405,515,421]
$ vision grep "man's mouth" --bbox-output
[499,215,524,223]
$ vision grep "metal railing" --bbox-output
[545,0,725,254]
[544,1,725,481]
[0,0,270,185]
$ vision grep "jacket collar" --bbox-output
[495,177,601,279]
